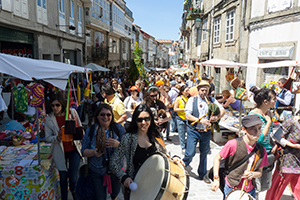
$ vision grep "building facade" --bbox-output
[247,0,299,88]
[180,0,250,94]
[0,0,90,66]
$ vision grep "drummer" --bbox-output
[110,104,184,200]
[210,115,269,199]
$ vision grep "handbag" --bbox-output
[208,144,259,194]
[72,109,84,140]
[234,87,247,101]
[225,69,234,82]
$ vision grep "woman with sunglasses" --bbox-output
[110,104,184,199]
[45,92,83,200]
[81,103,126,200]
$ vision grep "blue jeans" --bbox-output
[59,149,81,200]
[90,170,121,200]
[223,182,256,199]
[170,110,177,132]
[183,126,211,178]
[176,118,187,150]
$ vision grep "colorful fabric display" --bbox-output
[26,83,45,107]
[13,85,28,113]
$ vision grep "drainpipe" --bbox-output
[208,0,214,75]
[239,0,246,63]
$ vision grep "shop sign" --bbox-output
[1,42,33,58]
[268,0,292,13]
[257,46,293,60]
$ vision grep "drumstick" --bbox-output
[239,164,251,199]
[239,149,261,199]
[191,113,208,125]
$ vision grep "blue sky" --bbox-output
[125,0,183,41]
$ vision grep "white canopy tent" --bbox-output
[0,53,89,90]
[84,63,110,72]
[242,60,300,68]
[196,58,241,68]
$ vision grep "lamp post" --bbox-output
[195,17,201,29]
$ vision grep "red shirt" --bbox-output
[55,115,76,152]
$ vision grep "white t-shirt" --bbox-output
[124,96,142,122]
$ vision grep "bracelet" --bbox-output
[213,176,220,180]
[172,155,181,160]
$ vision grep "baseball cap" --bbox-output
[170,80,177,86]
[129,86,139,92]
[242,115,263,128]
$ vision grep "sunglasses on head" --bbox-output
[136,116,151,123]
[99,113,112,117]
[51,104,61,108]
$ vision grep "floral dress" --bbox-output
[279,117,300,174]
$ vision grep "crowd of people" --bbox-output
[44,71,299,200]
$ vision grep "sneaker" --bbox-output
[199,175,211,184]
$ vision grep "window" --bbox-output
[70,1,74,18]
[91,0,110,25]
[109,38,112,53]
[226,9,235,42]
[202,18,208,41]
[213,16,221,44]
[77,5,82,37]
[77,6,81,22]
[58,0,64,13]
[37,0,47,25]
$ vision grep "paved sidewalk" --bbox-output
[0,112,294,200]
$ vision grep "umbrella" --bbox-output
[84,63,110,72]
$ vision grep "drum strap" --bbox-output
[224,145,259,175]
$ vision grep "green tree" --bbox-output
[128,42,147,84]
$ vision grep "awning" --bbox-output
[196,58,241,68]
[84,63,110,72]
[0,53,89,90]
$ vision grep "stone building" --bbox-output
[0,0,90,65]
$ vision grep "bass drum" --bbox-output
[225,189,255,200]
[130,152,189,200]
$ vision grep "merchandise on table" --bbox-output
[0,144,61,199]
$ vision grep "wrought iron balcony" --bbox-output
[186,7,204,20]
[91,46,109,61]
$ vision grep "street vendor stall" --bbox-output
[0,53,89,199]
[196,58,300,138]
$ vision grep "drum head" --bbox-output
[225,189,255,200]
[130,153,168,200]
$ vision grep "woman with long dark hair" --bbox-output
[110,104,169,199]
[249,87,277,153]
[81,103,126,200]
[117,83,128,102]
[45,92,82,200]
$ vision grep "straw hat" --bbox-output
[197,80,211,88]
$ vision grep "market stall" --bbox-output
[0,53,89,199]
[196,58,300,139]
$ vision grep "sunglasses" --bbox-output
[150,95,157,98]
[51,104,61,108]
[99,113,112,117]
[136,117,151,123]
